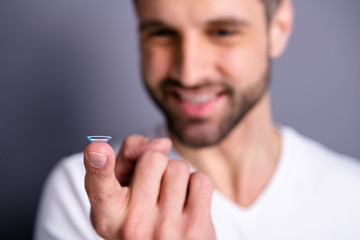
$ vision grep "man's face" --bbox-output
[137,0,271,147]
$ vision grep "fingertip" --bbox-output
[85,142,115,155]
[191,172,214,193]
[185,172,214,215]
[161,137,173,150]
[145,137,173,153]
[84,142,116,168]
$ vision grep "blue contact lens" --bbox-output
[87,136,112,143]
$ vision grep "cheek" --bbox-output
[217,39,268,87]
[141,46,172,85]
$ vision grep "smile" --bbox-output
[168,88,227,118]
[175,92,219,105]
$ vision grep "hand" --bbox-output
[84,135,216,240]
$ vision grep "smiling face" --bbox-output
[136,0,290,148]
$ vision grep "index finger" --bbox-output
[115,135,172,185]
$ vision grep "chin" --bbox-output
[171,122,227,148]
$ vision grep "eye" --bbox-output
[209,28,237,37]
[149,28,176,38]
[142,28,178,45]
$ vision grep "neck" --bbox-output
[171,93,281,207]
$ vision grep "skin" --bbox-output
[140,0,270,148]
[84,0,294,239]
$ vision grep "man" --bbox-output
[35,0,360,239]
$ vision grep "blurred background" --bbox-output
[1,0,359,239]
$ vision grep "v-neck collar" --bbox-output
[153,124,293,222]
[165,125,292,218]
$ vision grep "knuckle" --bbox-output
[122,134,143,156]
[183,224,205,240]
[168,160,190,176]
[85,180,117,204]
[120,211,148,240]
[86,189,115,204]
[140,150,168,169]
[91,218,111,239]
[120,222,138,240]
[192,172,214,191]
[86,167,109,179]
[123,134,143,147]
[154,215,183,240]
[183,216,213,239]
[187,213,207,226]
[90,210,120,239]
[154,224,176,240]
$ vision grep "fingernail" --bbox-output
[87,152,107,167]
[148,138,164,144]
[145,138,162,144]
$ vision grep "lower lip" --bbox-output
[172,94,224,118]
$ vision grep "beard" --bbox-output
[144,61,271,148]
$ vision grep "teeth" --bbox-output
[179,93,217,104]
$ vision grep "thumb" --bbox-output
[84,142,128,237]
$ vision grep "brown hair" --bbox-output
[262,0,283,22]
[132,0,283,23]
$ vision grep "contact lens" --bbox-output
[87,136,112,143]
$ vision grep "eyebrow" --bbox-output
[207,18,250,28]
[140,20,168,32]
[139,17,250,32]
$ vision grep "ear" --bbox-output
[269,0,295,58]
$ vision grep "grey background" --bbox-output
[0,0,359,239]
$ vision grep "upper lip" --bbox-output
[168,86,226,104]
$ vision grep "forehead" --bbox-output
[135,0,266,27]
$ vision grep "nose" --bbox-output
[170,34,212,87]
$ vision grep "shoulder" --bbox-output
[39,151,89,212]
[35,152,101,239]
[283,126,360,175]
[281,126,360,196]
[280,127,360,233]
[53,152,85,181]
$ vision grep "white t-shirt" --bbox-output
[34,125,360,240]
